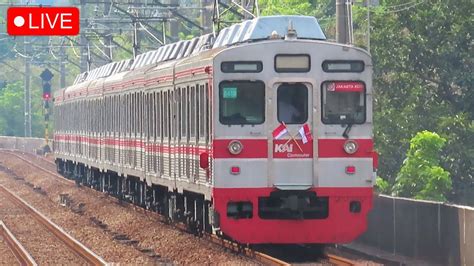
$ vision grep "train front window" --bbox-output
[277,83,308,124]
[322,81,366,124]
[219,81,265,125]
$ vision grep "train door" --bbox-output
[271,82,314,189]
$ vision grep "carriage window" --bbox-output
[199,84,205,140]
[196,84,200,139]
[277,83,308,124]
[181,87,187,138]
[205,83,210,142]
[219,81,265,125]
[321,81,366,124]
[156,92,161,138]
[190,86,196,138]
[164,92,169,138]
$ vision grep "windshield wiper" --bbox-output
[342,123,353,139]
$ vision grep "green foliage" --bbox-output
[393,131,452,201]
[257,0,336,38]
[259,0,315,16]
[0,82,24,136]
[178,32,195,40]
[437,114,474,204]
[0,0,471,205]
[375,176,391,194]
[0,81,44,137]
[366,0,473,204]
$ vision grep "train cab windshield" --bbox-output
[321,81,366,124]
[219,81,265,125]
[277,83,308,124]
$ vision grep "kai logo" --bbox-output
[274,143,293,153]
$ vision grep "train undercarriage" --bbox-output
[55,159,212,236]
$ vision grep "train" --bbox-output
[53,15,377,244]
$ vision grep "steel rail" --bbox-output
[205,234,290,266]
[326,253,356,266]
[2,150,291,265]
[0,220,37,266]
[0,150,75,186]
[1,150,356,266]
[0,185,107,266]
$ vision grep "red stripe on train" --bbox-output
[55,134,374,158]
[212,139,373,158]
[318,139,373,158]
[55,134,211,155]
[212,139,267,159]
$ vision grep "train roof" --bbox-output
[213,15,325,48]
[69,15,326,87]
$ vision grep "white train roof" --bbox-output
[213,15,326,48]
[71,15,325,86]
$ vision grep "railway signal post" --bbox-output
[40,69,53,154]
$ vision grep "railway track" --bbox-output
[0,149,357,265]
[1,150,73,186]
[0,220,37,266]
[327,253,357,266]
[0,184,106,265]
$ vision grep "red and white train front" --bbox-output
[210,37,375,244]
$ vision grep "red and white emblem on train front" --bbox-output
[274,143,293,153]
[273,140,313,159]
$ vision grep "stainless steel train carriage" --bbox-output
[53,15,377,244]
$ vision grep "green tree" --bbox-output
[393,131,452,201]
[259,0,315,16]
[0,81,26,136]
[257,0,336,37]
[364,0,473,204]
[437,114,474,204]
[375,176,391,194]
[0,81,44,137]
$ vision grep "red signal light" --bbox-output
[43,92,51,100]
[230,166,240,175]
[345,166,356,175]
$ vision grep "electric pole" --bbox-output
[336,0,353,44]
[201,0,212,35]
[60,46,66,88]
[80,0,88,72]
[133,19,140,58]
[366,0,371,52]
[24,37,32,137]
[169,0,180,39]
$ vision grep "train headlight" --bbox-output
[343,140,358,154]
[228,140,243,155]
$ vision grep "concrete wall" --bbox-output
[358,194,474,266]
[0,136,45,154]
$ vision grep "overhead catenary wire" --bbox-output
[139,22,164,45]
[12,43,32,59]
[385,0,425,13]
[365,0,425,14]
[384,0,422,9]
[48,37,59,60]
[70,39,81,58]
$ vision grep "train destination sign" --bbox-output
[327,81,364,92]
